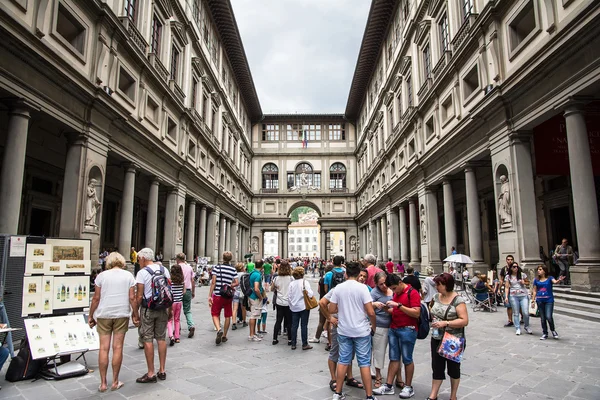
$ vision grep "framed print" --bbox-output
[46,239,91,263]
[44,261,62,275]
[53,276,90,310]
[26,244,52,261]
[22,276,43,316]
[41,276,54,315]
[59,260,91,275]
[25,260,46,275]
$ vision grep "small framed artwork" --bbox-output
[46,239,91,263]
[22,276,43,316]
[60,260,91,275]
[44,261,62,275]
[26,244,52,261]
[25,260,46,275]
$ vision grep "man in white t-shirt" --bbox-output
[329,262,376,400]
[135,248,172,384]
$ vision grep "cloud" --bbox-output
[230,0,371,114]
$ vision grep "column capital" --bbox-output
[408,197,418,205]
[508,130,533,145]
[64,132,88,146]
[200,204,207,210]
[9,98,39,116]
[188,199,197,205]
[554,96,593,115]
[441,177,454,185]
[424,185,438,194]
[122,163,139,173]
[150,178,160,186]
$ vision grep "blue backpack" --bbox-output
[408,288,430,340]
[142,266,173,310]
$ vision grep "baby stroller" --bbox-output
[472,283,497,312]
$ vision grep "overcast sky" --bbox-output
[230,0,371,114]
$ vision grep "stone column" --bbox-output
[376,217,383,261]
[232,220,239,261]
[380,214,388,261]
[282,229,288,258]
[145,179,159,250]
[186,200,196,259]
[118,164,136,257]
[58,134,86,238]
[370,220,377,255]
[424,187,443,273]
[442,179,457,257]
[399,205,409,264]
[206,209,218,262]
[465,167,487,270]
[163,189,178,261]
[564,105,600,291]
[226,219,232,253]
[0,105,31,234]
[409,199,420,268]
[219,215,227,259]
[321,229,327,259]
[197,206,207,257]
[390,208,400,262]
[509,133,542,270]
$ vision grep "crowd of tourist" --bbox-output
[84,246,566,399]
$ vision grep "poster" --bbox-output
[22,276,43,316]
[45,239,91,263]
[52,275,90,310]
[24,315,99,359]
[26,244,52,261]
[10,236,26,257]
[59,259,91,275]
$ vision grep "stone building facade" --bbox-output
[350,0,600,291]
[1,0,599,291]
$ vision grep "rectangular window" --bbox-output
[303,124,322,141]
[388,106,394,130]
[56,3,86,54]
[441,95,454,122]
[462,0,474,20]
[406,74,413,107]
[151,15,162,55]
[262,124,280,141]
[191,78,198,109]
[192,0,200,24]
[167,117,177,141]
[170,46,179,81]
[118,67,136,101]
[202,93,208,121]
[211,108,217,133]
[146,95,159,122]
[124,0,137,23]
[423,44,431,80]
[188,139,196,159]
[463,64,479,100]
[328,124,345,141]
[439,13,449,53]
[425,116,435,139]
[508,0,536,52]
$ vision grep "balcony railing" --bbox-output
[170,79,186,103]
[451,14,478,53]
[148,53,169,83]
[330,187,349,193]
[118,17,147,54]
[260,188,278,194]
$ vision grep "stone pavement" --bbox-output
[1,277,600,400]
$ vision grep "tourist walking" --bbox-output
[248,260,265,341]
[362,253,383,288]
[371,271,393,389]
[499,255,516,327]
[329,262,377,400]
[167,264,184,346]
[174,253,196,338]
[553,238,573,282]
[428,272,469,400]
[271,260,293,345]
[288,267,314,350]
[422,267,438,307]
[208,251,238,345]
[532,264,565,339]
[88,252,137,392]
[232,262,247,331]
[504,263,532,335]
[373,273,421,398]
[135,248,172,383]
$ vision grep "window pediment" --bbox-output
[400,56,412,75]
[171,20,188,45]
[415,19,432,45]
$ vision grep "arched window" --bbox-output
[287,162,321,188]
[329,162,347,191]
[262,163,278,192]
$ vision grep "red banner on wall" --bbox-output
[533,114,600,176]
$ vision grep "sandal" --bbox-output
[157,372,166,381]
[395,380,405,389]
[136,373,157,383]
[329,379,337,392]
[374,377,382,388]
[346,378,364,388]
[175,338,180,343]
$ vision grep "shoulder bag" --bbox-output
[302,278,318,310]
[437,295,466,363]
[217,265,234,299]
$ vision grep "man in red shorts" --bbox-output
[208,251,239,345]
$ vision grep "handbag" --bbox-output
[217,265,234,299]
[529,300,539,317]
[272,277,278,311]
[302,278,318,310]
[436,295,466,363]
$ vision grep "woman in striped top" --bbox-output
[168,264,185,346]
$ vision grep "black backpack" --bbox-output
[330,269,345,290]
[240,272,255,297]
[408,288,431,340]
[318,276,326,298]
[5,337,46,382]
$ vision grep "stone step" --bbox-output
[554,304,600,323]
[553,292,600,306]
[553,286,600,299]
[554,299,600,314]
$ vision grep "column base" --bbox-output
[424,261,444,275]
[570,263,600,292]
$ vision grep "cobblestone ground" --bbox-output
[1,277,599,400]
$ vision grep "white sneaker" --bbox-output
[373,384,394,395]
[540,334,548,340]
[515,329,521,335]
[552,330,559,339]
[308,337,320,343]
[398,385,414,398]
[321,331,328,338]
[332,392,347,400]
[248,335,262,342]
[524,327,533,334]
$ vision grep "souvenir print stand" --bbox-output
[20,237,97,380]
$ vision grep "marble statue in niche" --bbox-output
[498,175,512,227]
[84,178,101,229]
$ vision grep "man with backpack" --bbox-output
[324,255,346,293]
[373,274,421,398]
[247,260,265,341]
[135,248,172,383]
[208,251,238,345]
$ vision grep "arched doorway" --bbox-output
[288,206,321,258]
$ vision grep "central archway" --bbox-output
[286,201,322,218]
[287,203,321,259]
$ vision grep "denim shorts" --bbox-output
[338,334,371,368]
[388,327,417,365]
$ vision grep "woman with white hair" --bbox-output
[88,252,138,392]
[422,266,438,307]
